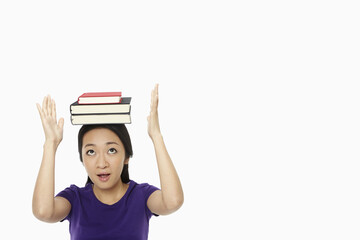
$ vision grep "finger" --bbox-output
[47,95,52,116]
[153,92,159,110]
[151,87,155,101]
[155,84,159,96]
[150,89,155,111]
[45,95,50,116]
[151,87,158,110]
[42,96,47,115]
[150,98,156,112]
[154,84,159,103]
[36,103,43,118]
[52,99,56,119]
[58,117,64,129]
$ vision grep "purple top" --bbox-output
[56,180,159,240]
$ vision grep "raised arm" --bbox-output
[146,84,184,215]
[32,95,71,223]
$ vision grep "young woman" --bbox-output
[32,84,184,239]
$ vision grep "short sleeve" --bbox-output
[138,183,160,218]
[55,184,78,221]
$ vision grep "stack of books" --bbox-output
[70,92,131,125]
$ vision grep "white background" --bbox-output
[1,1,359,239]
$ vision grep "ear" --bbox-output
[124,158,129,164]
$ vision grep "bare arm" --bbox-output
[32,95,71,223]
[146,85,184,215]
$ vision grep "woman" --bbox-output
[32,84,184,240]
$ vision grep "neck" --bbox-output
[92,180,128,205]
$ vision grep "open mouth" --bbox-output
[97,174,110,182]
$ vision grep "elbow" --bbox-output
[32,206,55,223]
[165,195,184,213]
[174,195,184,209]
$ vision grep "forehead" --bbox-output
[83,128,122,145]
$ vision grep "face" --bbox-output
[82,128,128,190]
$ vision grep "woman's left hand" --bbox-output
[147,84,161,140]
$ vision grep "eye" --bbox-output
[108,148,117,154]
[86,149,95,156]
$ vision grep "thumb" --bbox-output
[58,117,65,129]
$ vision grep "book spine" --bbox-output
[71,112,131,116]
[77,99,122,105]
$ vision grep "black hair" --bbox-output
[78,124,133,186]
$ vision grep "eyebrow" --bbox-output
[84,142,120,148]
[106,142,120,146]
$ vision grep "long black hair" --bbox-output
[78,124,133,186]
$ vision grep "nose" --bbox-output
[96,152,108,169]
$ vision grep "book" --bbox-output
[78,92,122,104]
[71,113,131,125]
[71,97,131,114]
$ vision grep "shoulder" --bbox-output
[56,184,92,203]
[130,180,159,191]
[59,184,90,194]
[128,180,159,199]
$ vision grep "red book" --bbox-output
[78,92,122,104]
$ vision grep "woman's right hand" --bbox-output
[36,95,64,146]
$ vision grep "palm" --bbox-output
[147,84,161,139]
[37,95,64,145]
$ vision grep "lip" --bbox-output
[97,173,111,182]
